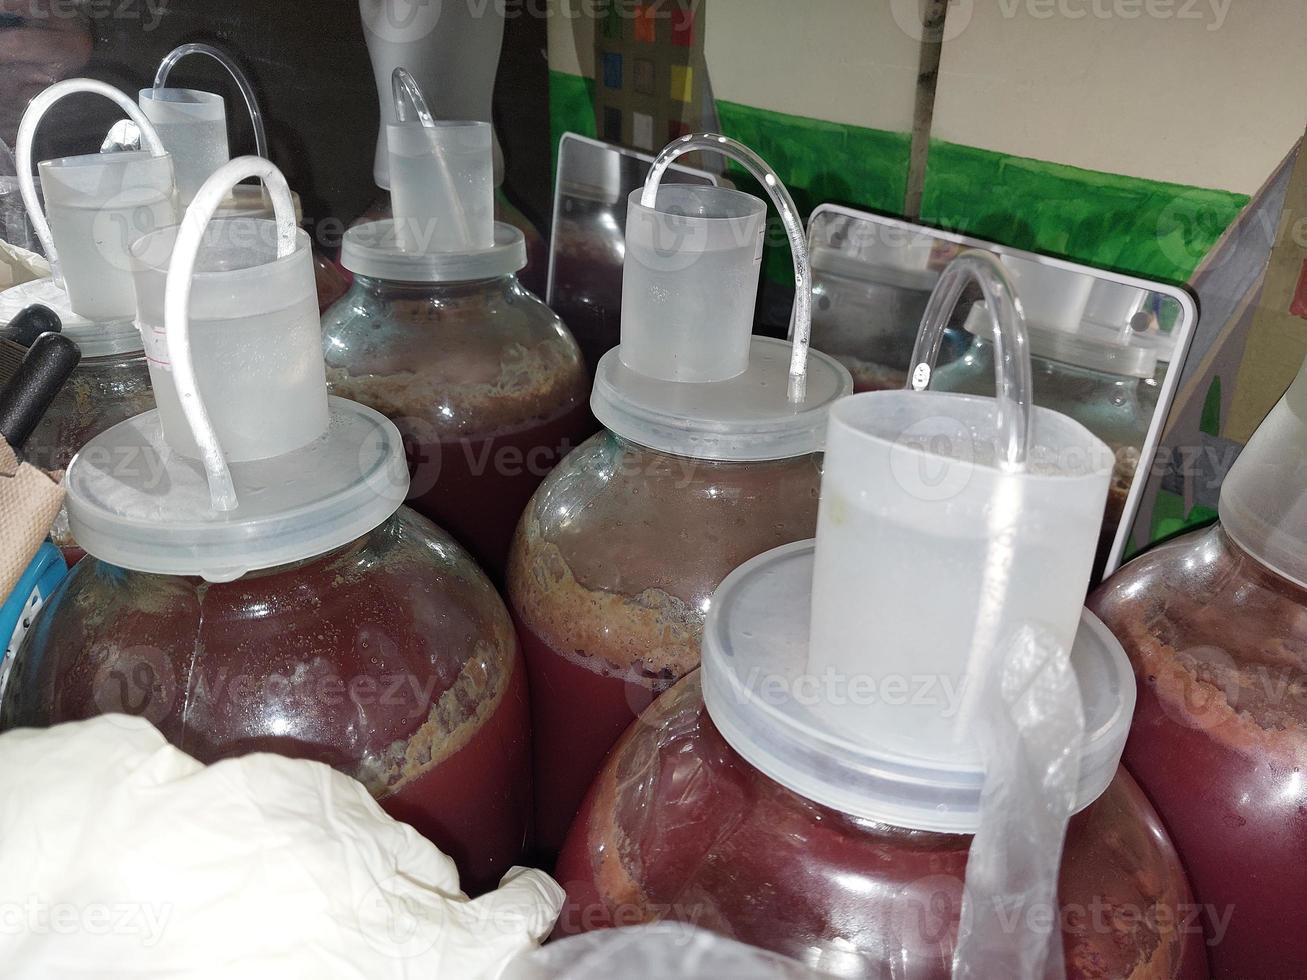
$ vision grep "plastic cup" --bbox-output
[38,151,176,321]
[16,78,178,323]
[138,88,231,205]
[807,390,1113,756]
[387,119,494,253]
[132,215,327,463]
[1000,253,1094,332]
[619,184,766,383]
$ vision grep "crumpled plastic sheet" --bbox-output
[0,715,564,979]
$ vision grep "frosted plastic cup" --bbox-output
[1000,253,1094,332]
[37,151,176,322]
[619,185,767,383]
[17,79,178,322]
[806,390,1113,758]
[131,215,327,462]
[387,119,494,253]
[138,88,230,205]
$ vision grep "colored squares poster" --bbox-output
[591,0,709,155]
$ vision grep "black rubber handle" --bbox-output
[0,332,82,452]
[1,304,62,348]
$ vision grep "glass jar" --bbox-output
[1089,524,1307,978]
[507,432,824,854]
[932,335,1150,580]
[322,272,592,580]
[24,349,154,563]
[554,671,1207,979]
[1,506,529,895]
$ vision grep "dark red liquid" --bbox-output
[1090,526,1307,978]
[516,618,662,858]
[380,658,531,895]
[57,545,86,568]
[3,512,529,895]
[554,673,1208,979]
[406,402,597,582]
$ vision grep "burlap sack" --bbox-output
[0,437,63,603]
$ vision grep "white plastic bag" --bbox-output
[0,715,563,979]
[503,924,828,979]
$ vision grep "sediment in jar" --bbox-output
[1105,594,1307,768]
[325,339,587,442]
[560,673,1201,979]
[507,512,703,687]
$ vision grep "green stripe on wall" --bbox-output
[547,70,1247,285]
[549,70,597,176]
[921,140,1249,284]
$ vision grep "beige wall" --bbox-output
[932,0,1307,194]
[703,0,920,133]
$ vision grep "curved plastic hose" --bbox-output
[154,43,269,159]
[642,133,811,403]
[16,78,170,278]
[908,249,1032,469]
[163,156,298,513]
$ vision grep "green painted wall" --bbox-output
[548,69,1248,286]
[920,141,1249,285]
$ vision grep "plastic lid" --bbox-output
[1220,354,1307,590]
[341,219,526,283]
[964,302,1158,379]
[64,156,409,582]
[701,540,1133,834]
[66,397,407,582]
[594,134,849,460]
[592,337,849,460]
[0,278,141,358]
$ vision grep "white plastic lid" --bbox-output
[64,157,410,582]
[592,337,850,460]
[595,133,850,461]
[701,540,1134,834]
[0,277,141,358]
[66,397,408,582]
[1220,353,1307,590]
[341,219,526,283]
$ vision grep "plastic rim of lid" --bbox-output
[591,337,852,462]
[341,219,526,283]
[964,302,1157,380]
[0,278,142,358]
[65,396,409,583]
[701,540,1135,835]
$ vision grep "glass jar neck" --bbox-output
[353,273,518,300]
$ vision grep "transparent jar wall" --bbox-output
[1090,524,1307,979]
[810,277,974,393]
[24,352,154,564]
[554,672,1208,980]
[1,507,530,896]
[548,193,627,373]
[321,274,592,580]
[932,338,1148,580]
[506,432,823,857]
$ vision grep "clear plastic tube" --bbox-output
[908,249,1033,468]
[642,133,811,403]
[15,78,171,281]
[154,43,269,160]
[163,157,299,513]
[391,66,435,126]
[387,67,475,250]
